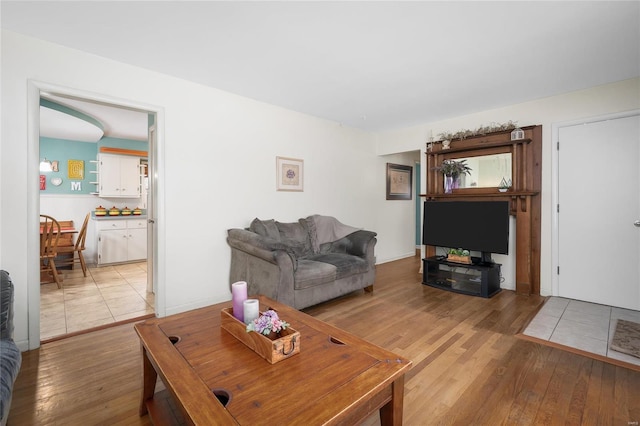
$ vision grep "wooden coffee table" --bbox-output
[134,295,412,425]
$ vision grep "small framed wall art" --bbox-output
[276,157,304,192]
[67,159,84,180]
[386,163,413,200]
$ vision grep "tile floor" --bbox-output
[523,297,640,367]
[40,261,154,340]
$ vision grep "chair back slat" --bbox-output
[40,215,60,258]
[53,213,90,277]
[75,213,90,250]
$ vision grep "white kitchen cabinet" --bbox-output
[96,218,147,265]
[98,154,142,198]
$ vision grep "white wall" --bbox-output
[376,77,640,296]
[1,31,417,350]
[375,150,421,264]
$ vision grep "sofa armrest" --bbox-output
[227,229,297,307]
[344,230,377,257]
[0,270,14,340]
[227,236,278,264]
[227,228,300,269]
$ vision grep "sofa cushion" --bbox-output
[294,260,337,290]
[307,253,369,280]
[249,218,280,241]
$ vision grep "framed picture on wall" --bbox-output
[386,163,413,200]
[276,156,304,192]
[67,159,84,180]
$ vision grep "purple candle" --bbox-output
[231,281,247,322]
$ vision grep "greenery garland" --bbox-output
[436,121,518,142]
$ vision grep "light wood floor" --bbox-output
[10,255,640,425]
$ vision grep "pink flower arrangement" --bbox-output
[246,309,290,336]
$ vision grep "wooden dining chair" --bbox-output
[57,213,90,276]
[40,214,61,288]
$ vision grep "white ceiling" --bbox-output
[41,94,150,141]
[39,104,105,142]
[3,1,639,134]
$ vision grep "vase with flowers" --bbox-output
[433,159,472,193]
[246,309,290,340]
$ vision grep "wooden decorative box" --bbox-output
[447,254,472,264]
[220,307,300,364]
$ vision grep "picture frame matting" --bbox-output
[386,163,413,200]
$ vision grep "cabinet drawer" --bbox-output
[95,220,127,231]
[127,219,147,229]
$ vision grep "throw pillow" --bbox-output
[249,218,280,240]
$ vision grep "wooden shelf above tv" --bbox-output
[427,138,532,155]
[421,191,539,199]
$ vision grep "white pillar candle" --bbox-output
[243,299,260,325]
[231,281,248,322]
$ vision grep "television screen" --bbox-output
[422,201,510,255]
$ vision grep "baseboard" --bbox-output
[164,297,227,317]
[15,339,29,352]
[375,252,417,265]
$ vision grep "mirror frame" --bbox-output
[440,146,512,194]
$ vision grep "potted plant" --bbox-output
[498,177,512,192]
[433,159,472,193]
[447,248,471,264]
[246,309,290,340]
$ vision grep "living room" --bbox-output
[1,1,639,424]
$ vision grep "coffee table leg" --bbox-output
[139,346,158,416]
[379,375,405,426]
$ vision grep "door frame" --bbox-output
[27,80,166,349]
[551,109,640,297]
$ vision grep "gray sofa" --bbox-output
[227,215,377,310]
[1,270,21,426]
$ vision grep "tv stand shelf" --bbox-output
[422,256,501,298]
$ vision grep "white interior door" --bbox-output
[558,114,640,310]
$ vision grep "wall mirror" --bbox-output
[456,153,512,188]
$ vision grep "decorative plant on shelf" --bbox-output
[437,121,518,142]
[246,309,290,338]
[433,159,472,178]
[498,177,512,192]
[433,159,472,193]
[448,248,470,256]
[447,248,472,264]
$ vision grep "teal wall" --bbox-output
[40,138,97,195]
[40,137,148,195]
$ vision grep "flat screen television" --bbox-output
[422,201,509,264]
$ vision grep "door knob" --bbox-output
[635,220,640,227]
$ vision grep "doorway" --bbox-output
[28,81,164,348]
[554,112,640,310]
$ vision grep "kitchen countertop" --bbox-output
[92,213,147,221]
